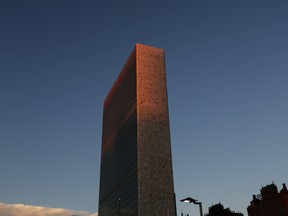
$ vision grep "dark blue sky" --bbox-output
[1,1,288,215]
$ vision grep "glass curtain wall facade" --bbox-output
[99,50,137,216]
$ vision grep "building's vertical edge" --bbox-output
[136,44,176,216]
[136,44,140,216]
[98,103,105,216]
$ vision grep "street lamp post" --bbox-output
[118,198,121,216]
[180,197,203,216]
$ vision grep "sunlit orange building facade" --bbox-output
[247,183,288,216]
[98,44,176,216]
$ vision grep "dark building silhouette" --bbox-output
[247,183,288,216]
[205,203,243,216]
[98,44,176,216]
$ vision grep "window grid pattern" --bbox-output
[99,59,137,216]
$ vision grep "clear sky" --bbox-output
[1,1,287,216]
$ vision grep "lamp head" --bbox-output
[180,197,198,204]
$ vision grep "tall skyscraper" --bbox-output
[98,44,176,216]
